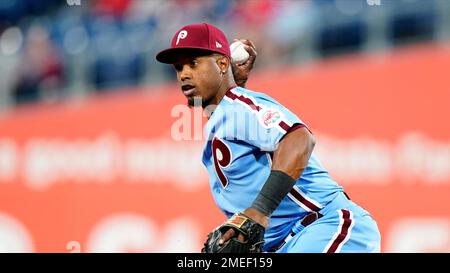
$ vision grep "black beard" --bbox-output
[187,96,213,108]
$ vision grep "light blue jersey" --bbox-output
[201,86,380,252]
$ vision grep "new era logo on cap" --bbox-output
[155,23,231,64]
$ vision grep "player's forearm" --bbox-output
[249,128,315,219]
[272,127,315,180]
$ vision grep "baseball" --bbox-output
[230,40,250,65]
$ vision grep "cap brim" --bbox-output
[155,46,222,64]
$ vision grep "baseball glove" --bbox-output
[201,212,265,253]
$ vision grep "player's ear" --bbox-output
[216,55,229,74]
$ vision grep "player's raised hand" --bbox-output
[231,38,257,88]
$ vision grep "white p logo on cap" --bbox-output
[176,30,188,45]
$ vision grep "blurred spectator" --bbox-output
[388,0,436,45]
[232,0,277,27]
[266,0,319,65]
[90,49,145,92]
[314,0,368,57]
[87,14,146,91]
[0,0,62,27]
[91,0,131,18]
[12,25,65,105]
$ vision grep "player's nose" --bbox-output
[179,65,192,82]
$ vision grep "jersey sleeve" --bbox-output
[223,90,307,152]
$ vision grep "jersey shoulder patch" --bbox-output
[259,108,283,128]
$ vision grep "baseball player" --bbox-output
[156,23,381,253]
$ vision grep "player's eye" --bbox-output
[190,59,198,67]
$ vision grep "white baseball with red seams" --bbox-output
[230,40,250,65]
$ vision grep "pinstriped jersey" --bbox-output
[201,86,344,251]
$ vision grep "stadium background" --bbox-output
[0,0,449,252]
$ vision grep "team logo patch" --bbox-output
[176,30,188,45]
[260,109,282,128]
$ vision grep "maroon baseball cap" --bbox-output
[156,23,231,64]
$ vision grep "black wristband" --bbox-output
[250,170,297,216]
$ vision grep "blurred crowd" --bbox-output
[0,0,447,108]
